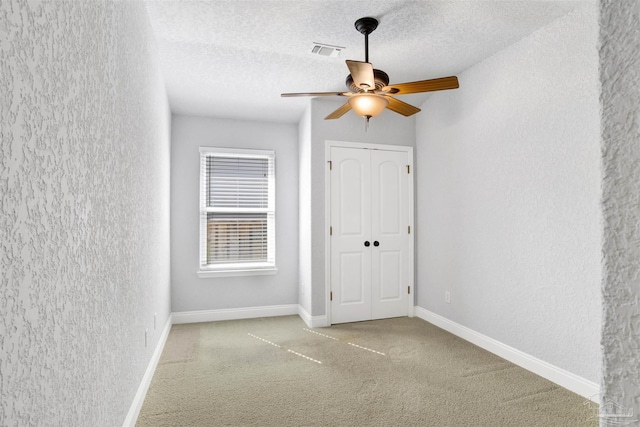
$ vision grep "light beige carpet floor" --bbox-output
[136,316,598,426]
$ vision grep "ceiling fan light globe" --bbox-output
[348,94,388,118]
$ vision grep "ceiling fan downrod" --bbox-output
[354,17,378,63]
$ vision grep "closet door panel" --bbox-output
[330,147,372,324]
[371,150,410,320]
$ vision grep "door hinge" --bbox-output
[330,226,333,236]
[328,160,332,170]
[407,165,410,174]
[330,291,333,301]
[408,286,411,294]
[408,225,411,234]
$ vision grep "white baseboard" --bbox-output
[122,313,173,427]
[172,304,299,324]
[298,305,329,328]
[414,306,599,402]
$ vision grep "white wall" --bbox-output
[301,98,416,317]
[415,4,601,383]
[171,115,298,312]
[599,0,640,419]
[0,1,171,425]
[298,105,313,315]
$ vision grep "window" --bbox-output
[198,147,276,277]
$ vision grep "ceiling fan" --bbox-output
[281,17,459,123]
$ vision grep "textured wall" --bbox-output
[599,0,640,421]
[415,4,601,383]
[170,115,298,312]
[0,1,171,425]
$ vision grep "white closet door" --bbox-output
[370,149,410,320]
[330,147,372,324]
[330,146,410,324]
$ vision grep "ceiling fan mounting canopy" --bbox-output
[280,16,459,121]
[354,17,379,36]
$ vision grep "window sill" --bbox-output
[197,266,278,278]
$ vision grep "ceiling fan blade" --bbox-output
[384,76,459,95]
[325,102,352,120]
[281,92,347,97]
[385,97,421,116]
[346,60,375,91]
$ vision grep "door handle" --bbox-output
[373,241,379,247]
[364,241,370,247]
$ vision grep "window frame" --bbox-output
[198,147,277,278]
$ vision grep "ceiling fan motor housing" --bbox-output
[346,69,389,92]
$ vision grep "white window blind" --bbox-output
[199,148,275,275]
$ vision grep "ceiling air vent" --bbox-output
[311,42,344,57]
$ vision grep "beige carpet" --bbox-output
[136,316,598,426]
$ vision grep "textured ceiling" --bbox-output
[144,1,587,124]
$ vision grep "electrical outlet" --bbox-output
[445,291,451,304]
[145,329,149,347]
